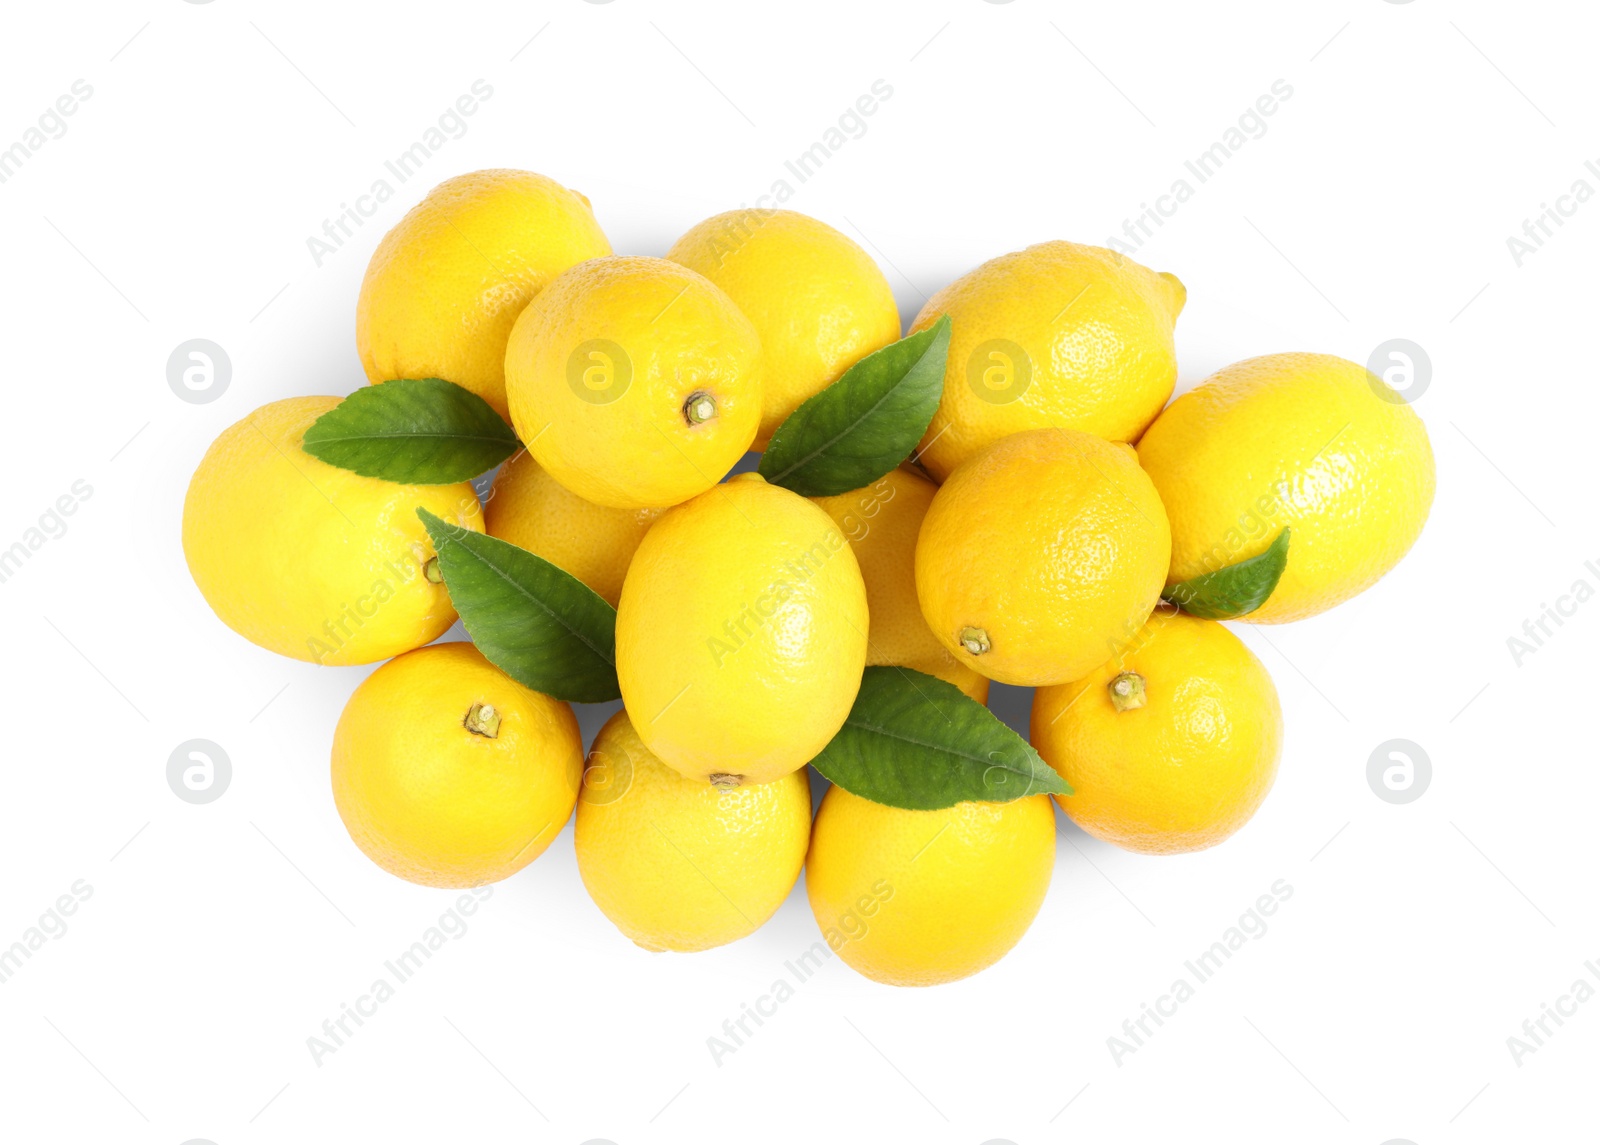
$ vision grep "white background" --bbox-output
[0,1,1593,1142]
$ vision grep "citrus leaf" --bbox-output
[1163,527,1291,620]
[808,666,1069,809]
[303,378,519,484]
[417,509,619,703]
[758,316,951,496]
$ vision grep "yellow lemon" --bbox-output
[667,209,902,446]
[616,473,868,786]
[356,169,612,419]
[484,448,661,607]
[1030,609,1282,854]
[331,643,582,887]
[504,256,763,509]
[812,467,989,702]
[909,241,1185,481]
[182,396,482,666]
[805,787,1055,987]
[576,710,810,952]
[915,428,1170,687]
[1136,352,1436,623]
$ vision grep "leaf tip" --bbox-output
[1164,524,1292,620]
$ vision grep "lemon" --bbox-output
[182,396,483,665]
[484,449,661,607]
[813,467,989,702]
[616,473,868,786]
[504,256,763,509]
[805,787,1055,987]
[1031,609,1281,854]
[909,241,1184,481]
[331,643,582,887]
[667,209,902,446]
[356,169,611,420]
[575,710,810,952]
[1137,352,1436,623]
[915,427,1170,687]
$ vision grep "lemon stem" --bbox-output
[423,556,443,584]
[708,772,743,789]
[683,391,718,425]
[464,702,501,738]
[1108,672,1146,712]
[958,626,991,656]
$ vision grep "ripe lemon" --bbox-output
[1030,609,1281,854]
[1136,352,1436,623]
[331,643,583,887]
[616,473,868,786]
[667,209,902,446]
[484,449,661,607]
[504,256,763,509]
[576,710,810,952]
[813,468,989,702]
[909,241,1185,481]
[805,787,1055,987]
[356,169,611,419]
[915,428,1170,687]
[182,396,483,665]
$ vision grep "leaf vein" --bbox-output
[438,535,615,667]
[763,321,947,487]
[843,715,1040,774]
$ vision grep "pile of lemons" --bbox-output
[182,169,1434,987]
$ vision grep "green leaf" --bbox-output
[758,315,952,496]
[1163,527,1292,620]
[417,509,620,703]
[808,666,1070,810]
[302,378,520,484]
